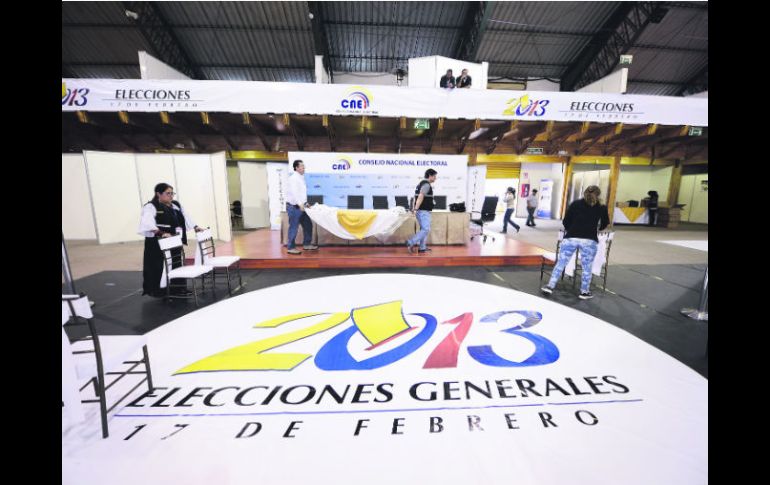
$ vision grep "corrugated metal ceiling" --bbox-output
[61,1,707,96]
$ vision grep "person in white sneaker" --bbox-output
[502,187,520,234]
[541,185,609,299]
[285,160,318,255]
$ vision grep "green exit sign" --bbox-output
[688,126,703,136]
[414,119,430,130]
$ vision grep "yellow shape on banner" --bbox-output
[62,82,66,98]
[620,207,647,223]
[174,312,350,373]
[255,312,324,328]
[337,210,377,239]
[351,300,411,346]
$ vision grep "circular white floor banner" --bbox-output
[62,274,707,485]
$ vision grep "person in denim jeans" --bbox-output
[285,160,318,255]
[526,189,539,227]
[502,187,520,234]
[541,185,609,299]
[407,169,438,253]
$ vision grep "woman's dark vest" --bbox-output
[149,199,188,244]
[414,180,434,211]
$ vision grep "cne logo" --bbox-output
[502,94,549,117]
[340,86,374,110]
[332,156,353,170]
[175,300,560,374]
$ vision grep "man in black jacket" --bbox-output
[439,69,455,89]
[456,69,472,88]
[406,169,438,253]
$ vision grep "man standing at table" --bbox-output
[407,169,437,254]
[285,160,319,255]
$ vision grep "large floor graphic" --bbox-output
[63,274,707,485]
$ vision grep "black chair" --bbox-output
[307,195,324,206]
[394,196,410,209]
[433,195,447,210]
[347,195,364,209]
[470,196,498,243]
[372,196,389,209]
[62,294,154,438]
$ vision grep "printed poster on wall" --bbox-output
[266,162,288,230]
[537,179,553,219]
[466,165,487,214]
[289,152,468,210]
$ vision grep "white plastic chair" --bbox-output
[62,294,153,438]
[540,229,565,285]
[570,230,615,292]
[157,235,214,306]
[195,229,243,296]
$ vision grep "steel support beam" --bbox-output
[455,2,488,61]
[561,2,657,91]
[308,2,334,82]
[123,1,203,79]
[677,64,708,96]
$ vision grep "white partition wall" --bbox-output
[617,166,673,204]
[83,151,143,244]
[227,163,242,203]
[678,173,708,223]
[266,162,288,230]
[174,154,219,239]
[649,166,673,202]
[238,162,271,229]
[62,154,97,240]
[135,154,176,204]
[210,152,232,241]
[63,151,232,244]
[407,57,436,88]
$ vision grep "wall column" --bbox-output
[559,157,572,218]
[667,159,683,204]
[607,156,621,224]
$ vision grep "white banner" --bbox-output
[289,152,468,210]
[62,79,708,126]
[537,179,554,219]
[466,165,487,214]
[266,162,288,230]
[63,274,707,485]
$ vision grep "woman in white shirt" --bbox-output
[137,183,202,297]
[502,187,520,233]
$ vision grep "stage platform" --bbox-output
[197,229,550,269]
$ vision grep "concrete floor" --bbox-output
[64,218,709,378]
[64,218,707,280]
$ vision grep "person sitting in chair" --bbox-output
[439,69,456,89]
[456,69,472,88]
